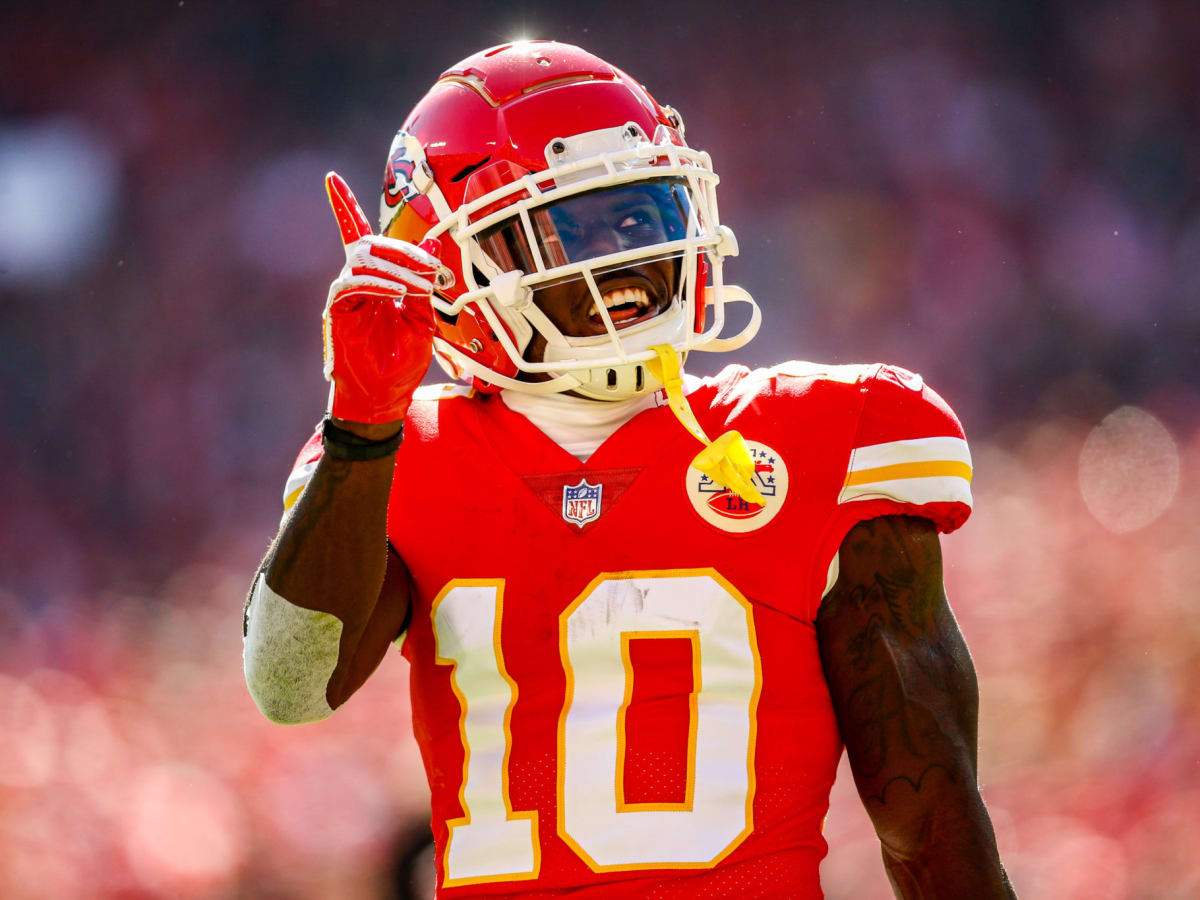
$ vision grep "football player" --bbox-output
[243,41,1015,899]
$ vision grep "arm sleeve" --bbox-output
[243,572,342,725]
[809,364,973,618]
[242,429,342,725]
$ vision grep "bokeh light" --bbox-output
[1078,406,1180,533]
[0,117,120,286]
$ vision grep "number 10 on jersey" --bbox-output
[431,569,763,887]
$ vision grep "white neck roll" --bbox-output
[500,374,701,462]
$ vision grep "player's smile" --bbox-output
[553,262,674,338]
[587,275,665,331]
[523,258,676,366]
[484,179,682,352]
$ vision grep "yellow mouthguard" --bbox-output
[647,345,766,507]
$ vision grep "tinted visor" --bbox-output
[479,179,693,274]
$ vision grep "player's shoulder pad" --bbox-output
[839,362,972,523]
[412,382,475,402]
[769,359,875,385]
[854,362,965,447]
[695,360,874,418]
[702,360,870,397]
[404,381,478,446]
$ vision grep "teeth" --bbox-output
[604,287,650,308]
[592,287,650,316]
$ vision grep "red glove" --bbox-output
[322,172,439,425]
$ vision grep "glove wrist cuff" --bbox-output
[320,417,403,461]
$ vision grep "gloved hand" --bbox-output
[322,171,440,426]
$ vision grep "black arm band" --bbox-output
[320,417,404,461]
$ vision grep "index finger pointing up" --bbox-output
[325,171,373,246]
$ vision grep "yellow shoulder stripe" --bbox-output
[843,460,972,487]
[283,485,305,511]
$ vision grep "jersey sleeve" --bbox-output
[277,384,468,519]
[809,364,973,617]
[277,382,470,522]
[280,427,324,521]
[838,365,972,530]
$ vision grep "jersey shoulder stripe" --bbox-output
[839,436,973,508]
[279,429,324,520]
[283,459,319,513]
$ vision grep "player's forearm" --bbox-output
[879,793,1016,899]
[851,725,1014,899]
[818,516,1015,898]
[848,677,1015,898]
[262,435,396,624]
[243,439,398,723]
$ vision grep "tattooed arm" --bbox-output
[817,515,1015,899]
[244,421,412,721]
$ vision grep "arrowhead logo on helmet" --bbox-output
[382,130,432,214]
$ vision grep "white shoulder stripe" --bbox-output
[839,475,973,509]
[840,436,973,508]
[848,436,971,471]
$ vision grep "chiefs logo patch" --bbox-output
[685,441,789,534]
[382,130,425,211]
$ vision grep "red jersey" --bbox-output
[283,362,972,898]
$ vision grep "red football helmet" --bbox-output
[380,40,759,400]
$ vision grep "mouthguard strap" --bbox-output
[647,345,766,506]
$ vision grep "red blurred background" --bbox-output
[2,1,1197,897]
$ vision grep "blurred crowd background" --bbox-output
[2,0,1197,897]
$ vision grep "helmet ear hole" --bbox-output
[606,369,618,389]
[450,155,492,183]
[635,366,644,392]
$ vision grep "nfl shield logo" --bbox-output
[562,478,603,528]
